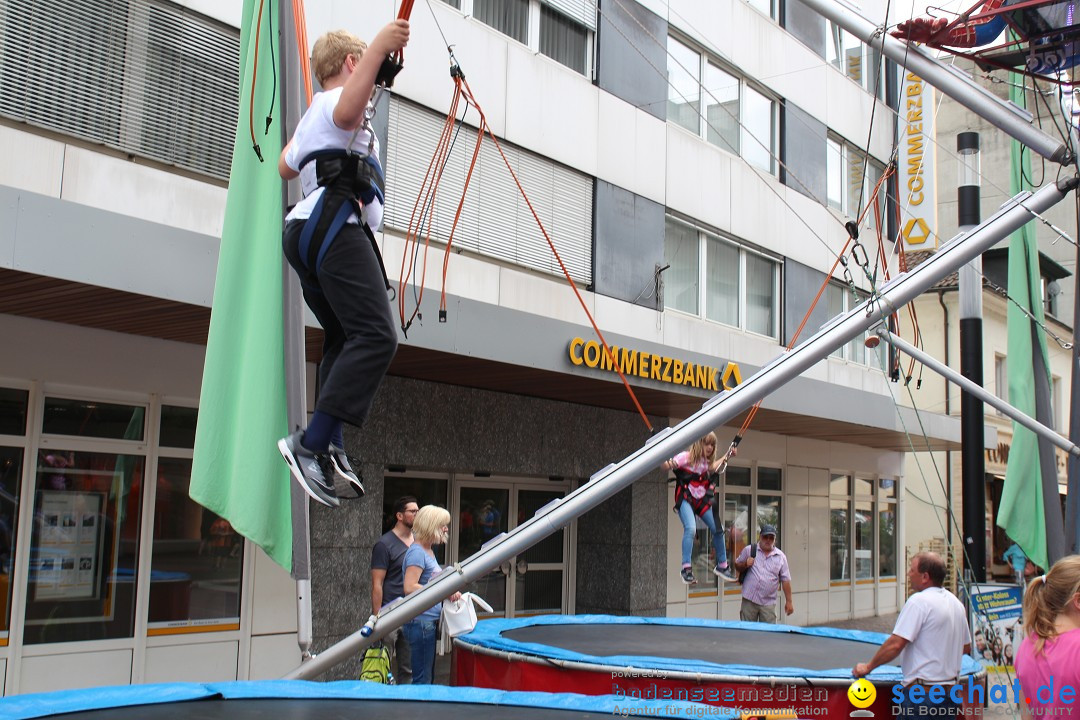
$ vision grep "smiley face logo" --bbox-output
[847,678,876,708]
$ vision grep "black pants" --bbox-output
[283,219,398,428]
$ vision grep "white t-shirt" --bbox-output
[283,87,383,229]
[892,586,971,684]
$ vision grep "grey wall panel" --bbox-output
[784,0,826,58]
[0,185,219,307]
[782,102,827,206]
[371,90,390,169]
[597,0,667,121]
[783,257,833,349]
[0,189,16,266]
[593,180,664,308]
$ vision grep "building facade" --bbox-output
[0,0,957,693]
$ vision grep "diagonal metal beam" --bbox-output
[874,326,1080,457]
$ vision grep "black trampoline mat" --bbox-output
[43,698,623,720]
[502,624,875,672]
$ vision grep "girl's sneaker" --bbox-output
[712,563,738,583]
[680,567,697,585]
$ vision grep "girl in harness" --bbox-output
[663,432,738,585]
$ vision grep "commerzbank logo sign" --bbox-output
[899,71,938,250]
[567,337,742,392]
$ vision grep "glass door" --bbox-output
[453,480,570,618]
[455,485,510,617]
[513,487,566,616]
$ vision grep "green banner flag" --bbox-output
[996,77,1059,575]
[190,0,292,571]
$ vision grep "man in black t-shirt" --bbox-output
[371,496,418,683]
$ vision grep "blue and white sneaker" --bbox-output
[278,430,339,508]
[329,444,364,497]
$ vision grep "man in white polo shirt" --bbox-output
[852,551,971,718]
[733,525,793,623]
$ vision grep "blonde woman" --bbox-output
[402,505,460,684]
[1016,555,1080,717]
[662,432,736,585]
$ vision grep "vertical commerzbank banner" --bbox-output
[899,72,939,249]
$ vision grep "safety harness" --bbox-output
[295,147,392,294]
[672,465,715,518]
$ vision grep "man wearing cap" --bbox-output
[733,525,793,623]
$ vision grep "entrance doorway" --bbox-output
[453,479,571,619]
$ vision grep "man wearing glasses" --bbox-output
[371,496,418,683]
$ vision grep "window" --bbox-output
[831,474,896,583]
[758,466,783,491]
[25,449,145,644]
[384,99,594,285]
[0,388,29,436]
[24,396,148,644]
[664,217,781,339]
[0,0,240,180]
[724,489,752,584]
[468,0,594,75]
[879,478,897,578]
[827,135,887,237]
[742,84,777,174]
[148,406,244,633]
[0,389,255,648]
[705,235,740,326]
[0,387,28,644]
[1043,278,1061,318]
[826,22,885,98]
[830,499,849,581]
[666,35,780,174]
[705,62,740,154]
[474,0,529,43]
[826,282,877,366]
[540,5,589,74]
[1053,375,1063,431]
[746,0,777,19]
[758,494,782,540]
[995,354,1009,407]
[668,36,702,134]
[42,398,145,441]
[721,465,782,590]
[665,219,701,314]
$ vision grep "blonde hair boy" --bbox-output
[311,30,369,87]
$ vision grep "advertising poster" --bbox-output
[969,583,1024,678]
[34,490,104,601]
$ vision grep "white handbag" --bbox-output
[441,592,493,637]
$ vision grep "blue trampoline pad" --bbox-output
[0,680,743,720]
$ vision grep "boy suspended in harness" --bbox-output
[277,21,410,508]
[663,432,738,585]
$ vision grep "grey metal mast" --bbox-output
[283,177,1076,680]
[279,0,313,659]
[797,0,1071,165]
